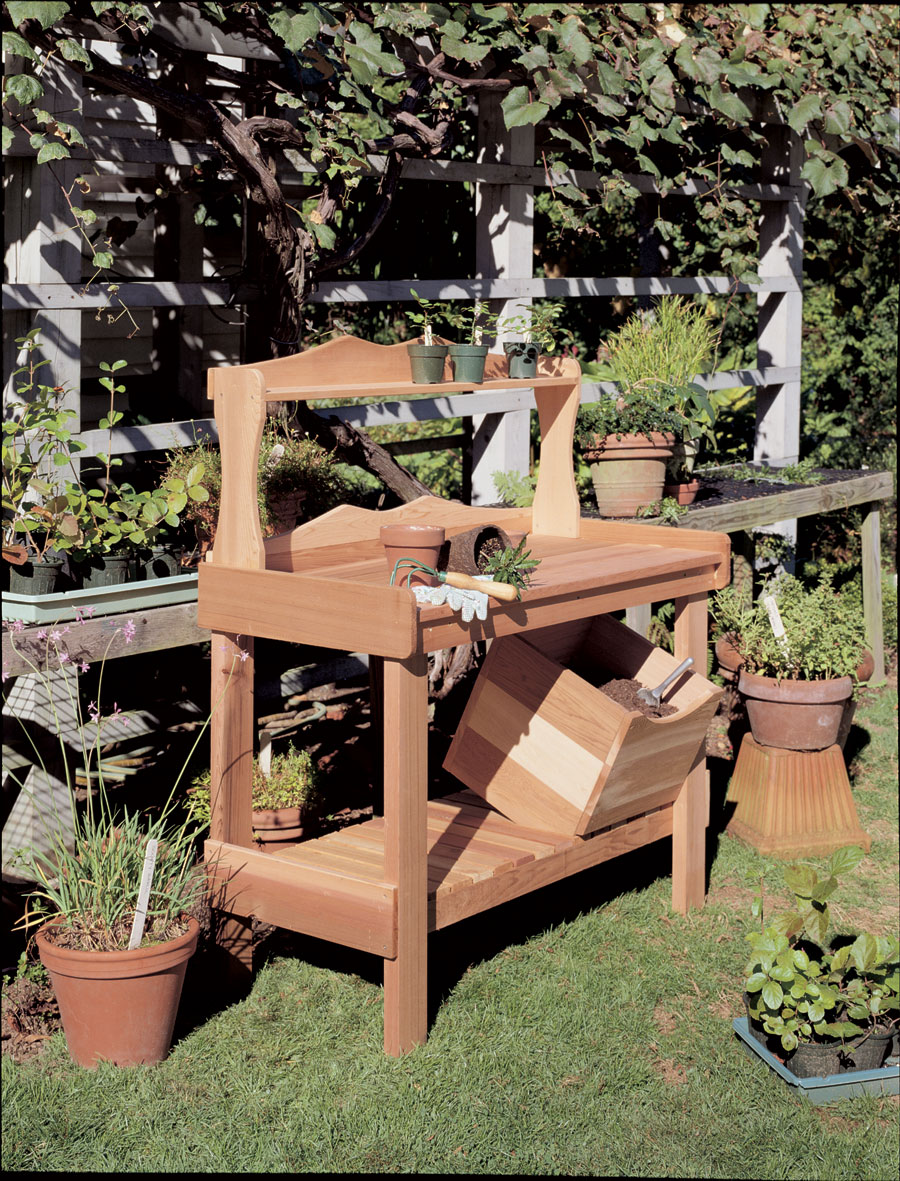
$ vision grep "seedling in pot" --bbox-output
[407,289,446,346]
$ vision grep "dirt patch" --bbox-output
[648,1045,689,1085]
[1,974,61,1064]
[653,1003,678,1035]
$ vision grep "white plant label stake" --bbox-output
[763,594,790,657]
[128,838,158,950]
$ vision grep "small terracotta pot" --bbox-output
[252,805,316,853]
[663,480,700,506]
[380,524,446,587]
[715,634,745,683]
[737,669,854,751]
[36,916,199,1068]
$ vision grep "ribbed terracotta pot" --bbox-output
[252,804,316,853]
[380,523,446,587]
[737,670,854,751]
[582,432,675,517]
[36,916,199,1068]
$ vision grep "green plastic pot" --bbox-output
[141,544,184,580]
[449,344,488,385]
[407,343,449,384]
[504,341,541,379]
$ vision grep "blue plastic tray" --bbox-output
[733,1018,899,1104]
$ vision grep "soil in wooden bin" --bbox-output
[576,668,678,719]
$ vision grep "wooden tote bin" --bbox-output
[444,614,723,836]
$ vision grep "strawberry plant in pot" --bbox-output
[575,389,686,518]
[710,572,868,751]
[3,617,241,1068]
[744,845,899,1078]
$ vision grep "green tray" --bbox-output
[733,1018,899,1104]
[2,573,198,624]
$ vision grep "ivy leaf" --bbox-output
[788,93,823,134]
[823,100,852,136]
[440,35,490,63]
[4,73,45,106]
[709,82,752,122]
[91,250,114,269]
[501,86,549,128]
[2,30,37,59]
[1,125,13,151]
[801,152,849,198]
[6,1,70,29]
[309,220,336,250]
[554,17,592,66]
[266,7,320,52]
[648,65,675,113]
[58,37,92,67]
[37,141,70,163]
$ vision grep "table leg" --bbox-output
[382,653,428,1055]
[672,592,709,913]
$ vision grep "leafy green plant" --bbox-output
[575,389,686,448]
[481,537,540,595]
[709,570,868,682]
[634,497,686,524]
[492,469,537,508]
[498,301,565,350]
[444,299,500,346]
[701,458,825,486]
[745,845,899,1052]
[2,615,240,951]
[187,747,320,838]
[406,289,447,347]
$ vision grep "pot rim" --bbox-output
[36,915,200,975]
[738,669,854,703]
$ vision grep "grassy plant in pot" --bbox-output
[499,301,563,379]
[188,745,321,852]
[712,571,868,751]
[406,289,449,383]
[743,844,899,1078]
[2,617,238,1067]
[444,299,501,384]
[575,389,686,518]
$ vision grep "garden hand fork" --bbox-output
[636,657,693,707]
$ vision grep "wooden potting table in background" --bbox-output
[198,337,731,1055]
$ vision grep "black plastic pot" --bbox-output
[8,551,64,596]
[504,341,541,379]
[743,995,893,1077]
[141,543,184,580]
[78,551,135,589]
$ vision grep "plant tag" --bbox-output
[762,594,790,655]
[128,838,158,950]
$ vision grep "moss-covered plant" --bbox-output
[709,571,867,682]
[575,389,686,448]
[745,845,899,1052]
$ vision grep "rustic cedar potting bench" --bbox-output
[198,336,731,1055]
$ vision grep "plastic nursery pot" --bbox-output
[407,342,449,384]
[582,432,676,517]
[36,916,200,1068]
[503,341,541,379]
[742,995,892,1076]
[737,669,854,751]
[8,551,65,596]
[141,543,184,580]
[380,523,446,588]
[448,344,488,385]
[77,550,135,589]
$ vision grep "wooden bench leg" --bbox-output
[382,653,428,1055]
[672,593,709,913]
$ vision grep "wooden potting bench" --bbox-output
[198,336,731,1055]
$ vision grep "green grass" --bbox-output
[3,677,898,1176]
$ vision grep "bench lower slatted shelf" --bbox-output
[207,790,674,954]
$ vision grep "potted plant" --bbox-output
[188,745,322,852]
[480,536,541,598]
[743,844,898,1079]
[444,299,501,384]
[406,289,449,384]
[2,615,239,1067]
[498,301,564,378]
[594,299,719,505]
[711,572,868,750]
[163,428,353,559]
[575,388,686,517]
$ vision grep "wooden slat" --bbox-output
[205,839,397,958]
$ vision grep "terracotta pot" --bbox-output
[737,669,854,751]
[663,480,700,506]
[380,523,445,587]
[36,916,199,1068]
[856,648,875,682]
[715,634,745,683]
[252,805,316,853]
[582,432,675,517]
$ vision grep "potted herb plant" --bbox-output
[406,289,450,384]
[743,844,898,1079]
[575,389,686,517]
[710,572,868,750]
[3,616,239,1067]
[499,300,564,379]
[444,299,501,384]
[188,745,321,852]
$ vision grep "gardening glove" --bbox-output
[412,576,491,623]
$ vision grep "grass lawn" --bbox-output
[2,671,897,1176]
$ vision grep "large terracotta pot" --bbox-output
[737,670,854,751]
[582,432,675,517]
[36,916,199,1068]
